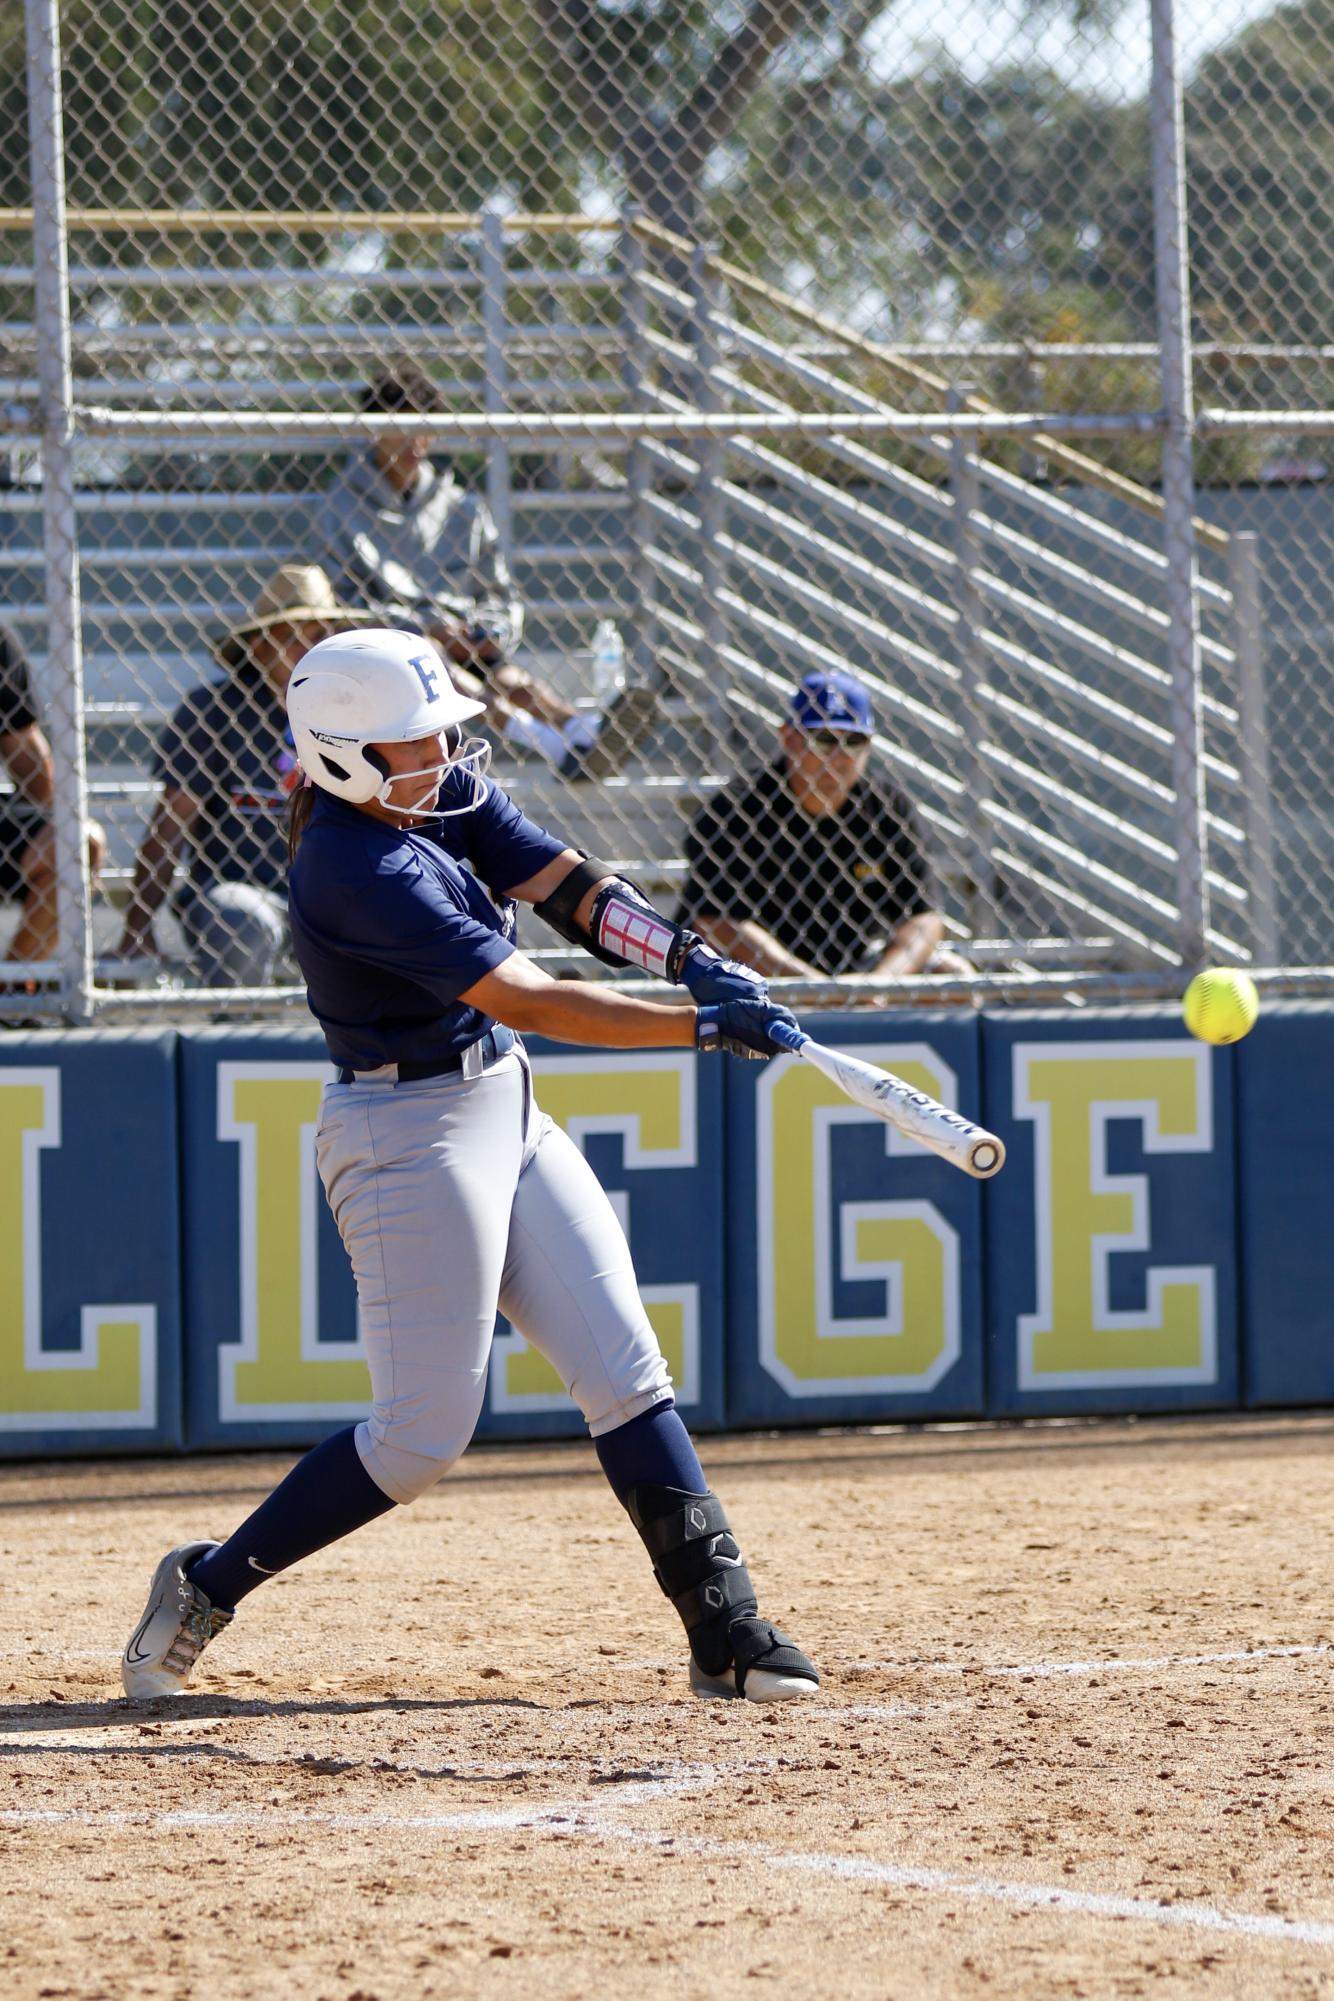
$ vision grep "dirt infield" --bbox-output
[3,1416,1334,2000]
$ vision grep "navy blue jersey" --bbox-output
[154,666,297,894]
[288,777,567,1068]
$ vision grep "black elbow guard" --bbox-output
[532,854,625,968]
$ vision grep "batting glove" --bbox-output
[678,941,769,1006]
[696,999,799,1060]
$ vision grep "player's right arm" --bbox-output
[499,848,769,1006]
[459,952,695,1048]
[460,952,793,1057]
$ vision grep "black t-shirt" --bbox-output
[679,757,937,975]
[0,626,38,738]
[153,665,298,894]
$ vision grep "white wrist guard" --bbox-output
[590,880,693,982]
[531,855,696,978]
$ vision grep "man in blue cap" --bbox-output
[678,667,970,980]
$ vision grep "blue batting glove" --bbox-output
[678,940,769,1005]
[695,999,798,1060]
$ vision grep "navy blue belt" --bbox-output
[335,1024,515,1086]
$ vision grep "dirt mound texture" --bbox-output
[2,1416,1332,2000]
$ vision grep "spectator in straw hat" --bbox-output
[116,564,382,988]
[319,359,658,780]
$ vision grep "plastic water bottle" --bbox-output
[590,619,626,704]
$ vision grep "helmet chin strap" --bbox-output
[370,735,493,821]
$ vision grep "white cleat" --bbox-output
[690,1659,820,1703]
[121,1541,232,1699]
[688,1618,821,1704]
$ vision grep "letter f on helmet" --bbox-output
[286,627,489,815]
[408,650,440,702]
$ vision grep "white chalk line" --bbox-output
[857,1644,1332,1680]
[0,1762,717,1829]
[0,1795,671,1832]
[4,1774,1334,1952]
[688,1835,1334,1951]
[837,1702,964,1720]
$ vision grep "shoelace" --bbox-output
[162,1596,233,1675]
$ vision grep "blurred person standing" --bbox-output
[320,360,657,780]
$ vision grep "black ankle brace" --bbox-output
[624,1484,759,1677]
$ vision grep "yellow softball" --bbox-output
[1182,968,1260,1045]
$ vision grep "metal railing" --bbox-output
[4,0,1333,1021]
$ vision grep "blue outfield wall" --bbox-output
[0,1007,1328,1456]
[0,1030,182,1454]
[724,1013,986,1425]
[179,1028,368,1450]
[1237,1006,1334,1408]
[982,1011,1240,1417]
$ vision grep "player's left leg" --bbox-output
[499,1102,819,1704]
[122,1062,525,1698]
[120,1427,394,1697]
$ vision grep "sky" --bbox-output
[868,0,1283,99]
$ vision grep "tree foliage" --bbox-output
[1,0,1329,381]
[1,0,857,221]
[1188,0,1334,343]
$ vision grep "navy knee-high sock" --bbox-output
[187,1426,395,1612]
[594,1400,707,1505]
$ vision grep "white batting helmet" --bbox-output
[286,627,489,815]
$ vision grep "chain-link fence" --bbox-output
[2,0,1333,1021]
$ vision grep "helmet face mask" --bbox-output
[287,628,490,818]
[368,727,493,821]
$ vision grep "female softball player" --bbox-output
[122,627,819,1706]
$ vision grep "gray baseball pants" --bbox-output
[314,1047,672,1503]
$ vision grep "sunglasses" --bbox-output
[801,729,871,751]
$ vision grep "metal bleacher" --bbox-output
[0,481,716,961]
[0,210,1281,985]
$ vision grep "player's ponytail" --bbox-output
[286,779,316,865]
